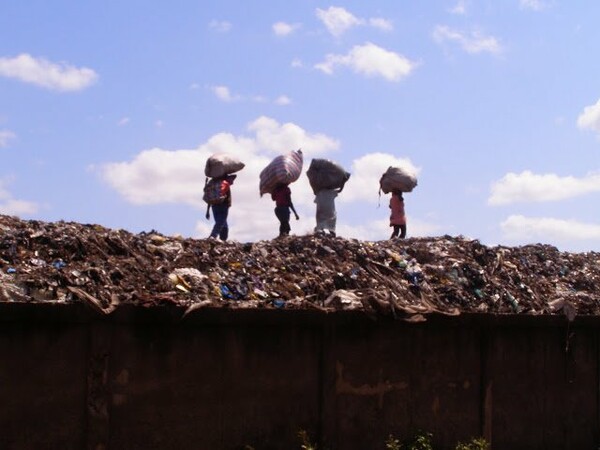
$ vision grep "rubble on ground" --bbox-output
[0,214,599,321]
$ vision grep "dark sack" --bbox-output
[204,154,245,178]
[379,166,418,193]
[306,158,350,194]
[203,178,228,205]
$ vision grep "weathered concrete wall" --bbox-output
[0,304,597,449]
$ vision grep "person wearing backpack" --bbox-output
[205,174,236,240]
[271,183,299,237]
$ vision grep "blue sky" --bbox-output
[2,0,600,251]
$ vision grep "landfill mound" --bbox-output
[0,214,599,320]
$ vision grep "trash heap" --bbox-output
[1,214,599,321]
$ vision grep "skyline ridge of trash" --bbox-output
[1,214,599,321]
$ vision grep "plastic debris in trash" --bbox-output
[272,299,286,308]
[6,267,16,274]
[30,258,47,267]
[52,259,66,270]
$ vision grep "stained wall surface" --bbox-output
[0,304,596,450]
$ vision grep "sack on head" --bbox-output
[205,153,245,178]
[306,158,350,194]
[379,166,418,194]
[259,149,303,196]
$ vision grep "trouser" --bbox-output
[275,206,291,236]
[391,224,406,239]
[210,204,229,240]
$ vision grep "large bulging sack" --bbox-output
[306,158,350,194]
[204,153,245,178]
[379,166,418,193]
[259,149,303,196]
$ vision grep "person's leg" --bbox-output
[390,225,400,239]
[210,204,228,239]
[399,224,407,239]
[327,213,337,236]
[275,206,290,236]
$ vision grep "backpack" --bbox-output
[203,178,228,205]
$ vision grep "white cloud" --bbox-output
[291,58,304,68]
[315,42,416,82]
[0,178,38,216]
[368,18,393,32]
[275,95,292,106]
[155,120,164,128]
[519,0,548,11]
[577,98,600,135]
[208,20,232,32]
[99,116,338,206]
[316,6,362,37]
[0,53,98,92]
[247,116,339,156]
[501,215,600,242]
[117,117,130,127]
[342,152,421,203]
[316,6,393,37]
[433,25,503,55]
[488,170,600,205]
[0,130,16,148]
[449,0,468,15]
[273,21,301,36]
[211,85,238,102]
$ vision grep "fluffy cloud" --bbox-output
[577,98,600,134]
[433,26,503,55]
[0,178,38,216]
[0,53,98,91]
[501,215,600,242]
[0,130,16,148]
[341,152,420,203]
[316,6,362,37]
[488,171,600,205]
[211,85,238,102]
[316,6,393,37]
[247,116,339,156]
[315,42,416,82]
[100,116,338,206]
[272,22,301,36]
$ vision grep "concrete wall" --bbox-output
[0,304,597,449]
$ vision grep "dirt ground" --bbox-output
[1,214,599,320]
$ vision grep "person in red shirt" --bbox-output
[206,174,236,240]
[271,183,299,237]
[390,190,407,239]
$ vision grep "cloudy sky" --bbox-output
[2,1,600,251]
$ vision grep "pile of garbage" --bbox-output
[1,214,599,320]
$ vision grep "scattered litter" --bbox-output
[1,215,600,320]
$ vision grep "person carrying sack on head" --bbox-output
[205,174,236,241]
[389,190,407,239]
[271,183,299,238]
